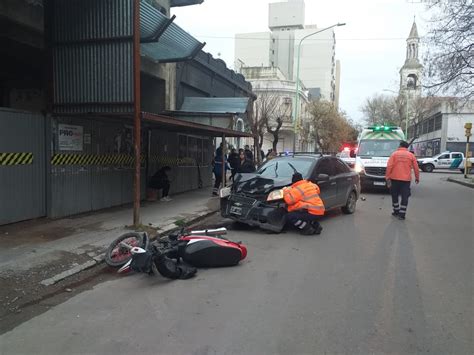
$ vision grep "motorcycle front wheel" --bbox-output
[105,232,147,267]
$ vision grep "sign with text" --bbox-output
[58,124,83,151]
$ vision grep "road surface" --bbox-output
[1,172,472,354]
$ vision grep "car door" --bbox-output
[333,158,352,206]
[435,153,451,168]
[450,153,463,168]
[313,158,337,208]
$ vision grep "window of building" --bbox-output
[428,117,435,132]
[422,120,429,134]
[434,113,442,130]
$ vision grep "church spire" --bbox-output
[408,20,419,39]
[400,19,423,96]
[405,19,420,63]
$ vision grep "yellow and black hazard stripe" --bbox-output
[0,152,34,165]
[50,153,198,166]
[51,153,147,166]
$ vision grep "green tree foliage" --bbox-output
[308,100,359,152]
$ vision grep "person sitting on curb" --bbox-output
[149,166,172,202]
[283,172,325,235]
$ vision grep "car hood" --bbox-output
[233,173,291,196]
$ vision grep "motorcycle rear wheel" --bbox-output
[105,232,147,268]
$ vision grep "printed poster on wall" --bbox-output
[58,124,84,151]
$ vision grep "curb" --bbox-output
[447,177,474,189]
[38,209,219,286]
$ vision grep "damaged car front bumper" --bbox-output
[220,193,287,232]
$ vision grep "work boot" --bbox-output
[314,225,323,235]
[397,214,406,220]
[300,225,317,236]
[392,211,399,217]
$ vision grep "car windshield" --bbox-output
[358,140,400,157]
[257,158,314,179]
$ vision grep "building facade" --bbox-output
[0,0,253,225]
[407,100,474,157]
[240,66,313,153]
[235,0,338,104]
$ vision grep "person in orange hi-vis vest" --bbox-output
[385,141,420,220]
[283,172,325,235]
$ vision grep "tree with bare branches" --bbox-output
[265,96,291,152]
[423,0,473,100]
[360,94,441,133]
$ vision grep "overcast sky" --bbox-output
[172,0,430,123]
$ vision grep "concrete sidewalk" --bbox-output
[447,175,474,188]
[0,188,219,271]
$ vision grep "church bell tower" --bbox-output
[400,20,423,97]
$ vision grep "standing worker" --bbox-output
[212,143,229,195]
[385,141,420,220]
[283,173,325,235]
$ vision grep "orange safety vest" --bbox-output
[283,180,325,216]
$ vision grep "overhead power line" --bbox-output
[194,35,413,41]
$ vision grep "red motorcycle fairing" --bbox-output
[179,236,247,267]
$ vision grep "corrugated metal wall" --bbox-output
[50,116,145,218]
[52,0,134,114]
[147,129,212,195]
[0,109,46,224]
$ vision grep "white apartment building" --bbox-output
[235,0,338,105]
[241,66,314,153]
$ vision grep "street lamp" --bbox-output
[383,88,409,138]
[292,23,346,153]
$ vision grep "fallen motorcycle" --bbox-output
[107,227,247,280]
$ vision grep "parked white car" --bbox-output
[417,151,473,173]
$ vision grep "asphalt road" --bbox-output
[1,172,472,355]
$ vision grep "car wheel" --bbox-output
[424,163,434,173]
[341,190,357,214]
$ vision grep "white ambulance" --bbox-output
[354,126,405,190]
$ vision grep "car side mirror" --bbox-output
[349,150,356,158]
[316,173,329,182]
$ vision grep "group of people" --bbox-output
[212,144,256,195]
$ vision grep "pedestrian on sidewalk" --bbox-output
[228,148,240,181]
[149,166,172,202]
[283,172,325,235]
[244,145,253,162]
[236,148,255,174]
[385,141,420,220]
[212,143,229,195]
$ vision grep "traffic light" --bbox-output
[465,122,472,137]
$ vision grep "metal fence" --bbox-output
[0,109,47,224]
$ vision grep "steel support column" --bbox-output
[133,0,142,226]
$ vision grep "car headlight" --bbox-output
[219,187,231,198]
[267,189,284,201]
[354,163,365,173]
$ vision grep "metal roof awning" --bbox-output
[177,97,250,114]
[142,112,252,137]
[140,1,205,63]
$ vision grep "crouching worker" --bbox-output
[283,173,325,235]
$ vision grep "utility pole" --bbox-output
[464,123,472,179]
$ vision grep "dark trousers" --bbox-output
[150,182,170,198]
[214,174,222,189]
[390,179,411,217]
[286,210,321,231]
